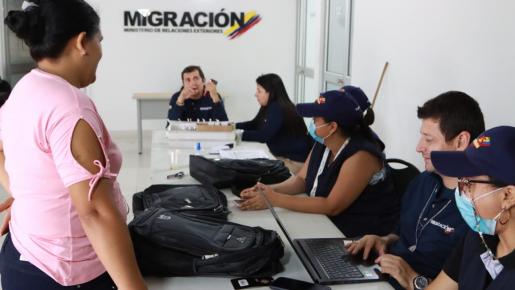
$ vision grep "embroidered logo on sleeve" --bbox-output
[316,96,326,104]
[473,136,491,149]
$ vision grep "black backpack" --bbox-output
[189,155,291,196]
[129,208,285,277]
[132,184,229,220]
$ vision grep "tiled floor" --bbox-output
[0,131,153,288]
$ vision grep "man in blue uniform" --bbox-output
[167,65,228,121]
[346,91,485,290]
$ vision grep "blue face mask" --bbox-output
[454,188,504,235]
[308,121,330,144]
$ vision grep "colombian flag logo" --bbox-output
[473,136,491,149]
[316,96,326,105]
[224,11,262,40]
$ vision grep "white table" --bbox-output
[144,130,393,290]
[133,92,171,154]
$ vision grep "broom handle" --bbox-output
[371,62,389,109]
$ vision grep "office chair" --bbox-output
[386,158,420,199]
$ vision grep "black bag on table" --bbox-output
[132,184,229,220]
[129,207,285,277]
[189,155,291,196]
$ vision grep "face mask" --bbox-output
[308,121,330,144]
[454,187,504,235]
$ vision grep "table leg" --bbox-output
[137,99,143,154]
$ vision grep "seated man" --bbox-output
[346,91,485,290]
[167,65,228,121]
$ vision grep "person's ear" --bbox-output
[502,186,515,210]
[74,32,88,56]
[329,122,340,135]
[454,131,471,150]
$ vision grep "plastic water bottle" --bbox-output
[195,142,201,155]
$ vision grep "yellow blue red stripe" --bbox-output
[224,11,262,39]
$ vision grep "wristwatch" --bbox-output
[413,275,429,290]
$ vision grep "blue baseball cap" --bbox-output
[343,86,371,112]
[431,126,515,185]
[296,89,364,127]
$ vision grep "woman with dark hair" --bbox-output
[240,87,398,237]
[236,73,312,173]
[0,1,147,289]
[426,126,515,290]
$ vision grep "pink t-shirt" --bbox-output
[0,69,128,286]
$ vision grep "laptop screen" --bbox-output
[257,187,296,249]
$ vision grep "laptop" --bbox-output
[258,189,385,285]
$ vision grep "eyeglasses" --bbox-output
[457,178,505,196]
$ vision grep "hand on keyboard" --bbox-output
[345,235,387,262]
[343,250,377,266]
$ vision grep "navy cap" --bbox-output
[431,126,515,185]
[342,85,371,111]
[296,90,363,127]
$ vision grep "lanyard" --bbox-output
[409,184,452,252]
[309,138,350,197]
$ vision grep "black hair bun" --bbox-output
[363,108,375,126]
[4,8,43,46]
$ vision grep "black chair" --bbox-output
[386,158,420,198]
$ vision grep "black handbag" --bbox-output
[189,155,291,196]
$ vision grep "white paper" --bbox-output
[219,150,269,159]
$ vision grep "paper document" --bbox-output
[219,150,269,159]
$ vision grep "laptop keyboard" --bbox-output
[304,239,364,279]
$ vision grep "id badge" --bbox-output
[230,277,273,289]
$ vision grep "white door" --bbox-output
[294,0,323,103]
[2,0,34,85]
[322,0,352,91]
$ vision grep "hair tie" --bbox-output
[21,1,38,11]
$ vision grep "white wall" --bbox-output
[86,0,297,130]
[351,0,515,168]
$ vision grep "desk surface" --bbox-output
[133,92,171,100]
[144,130,392,290]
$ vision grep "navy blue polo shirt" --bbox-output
[389,172,469,280]
[167,91,228,121]
[235,101,312,162]
[444,231,515,290]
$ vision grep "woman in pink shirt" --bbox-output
[0,1,147,290]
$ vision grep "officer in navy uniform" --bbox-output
[428,126,515,290]
[167,65,228,121]
[346,91,485,290]
[240,88,399,238]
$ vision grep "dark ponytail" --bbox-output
[362,108,375,126]
[339,107,384,150]
[4,0,99,61]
